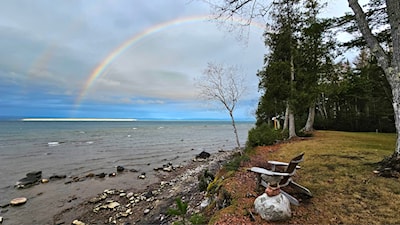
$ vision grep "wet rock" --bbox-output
[15,171,42,188]
[41,178,49,183]
[54,220,65,225]
[117,166,125,172]
[153,167,163,171]
[10,197,27,206]
[85,173,95,178]
[27,171,42,178]
[144,191,153,199]
[163,166,172,172]
[196,151,211,159]
[138,172,146,179]
[96,173,106,178]
[49,174,67,180]
[109,172,116,177]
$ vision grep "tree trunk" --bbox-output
[283,104,289,131]
[229,110,241,151]
[288,51,297,139]
[348,0,400,159]
[391,84,400,158]
[288,109,297,139]
[303,102,316,132]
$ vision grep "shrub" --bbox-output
[224,154,250,171]
[189,213,207,224]
[247,123,285,147]
[167,197,188,225]
[198,169,215,192]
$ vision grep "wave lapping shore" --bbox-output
[55,150,236,224]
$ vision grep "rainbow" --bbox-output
[75,14,265,108]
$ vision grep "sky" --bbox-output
[0,0,362,121]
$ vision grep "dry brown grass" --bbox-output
[209,131,400,224]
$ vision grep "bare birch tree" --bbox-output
[196,62,246,151]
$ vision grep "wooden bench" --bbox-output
[249,152,312,205]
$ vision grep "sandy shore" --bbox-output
[0,150,235,225]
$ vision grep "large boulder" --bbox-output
[254,193,291,221]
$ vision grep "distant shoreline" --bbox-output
[21,118,137,122]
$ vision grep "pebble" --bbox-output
[107,202,120,209]
[0,216,3,224]
[41,178,49,183]
[126,192,134,198]
[163,167,172,172]
[72,220,86,225]
[10,197,27,206]
[109,172,117,177]
[144,208,150,214]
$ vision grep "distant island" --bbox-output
[21,118,137,122]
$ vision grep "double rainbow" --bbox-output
[74,15,265,108]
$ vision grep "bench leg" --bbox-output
[289,181,313,197]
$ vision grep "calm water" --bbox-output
[0,120,253,201]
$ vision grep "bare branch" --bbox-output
[195,62,247,149]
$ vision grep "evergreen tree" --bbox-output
[256,0,302,139]
[296,0,334,132]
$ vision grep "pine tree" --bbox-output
[256,0,302,139]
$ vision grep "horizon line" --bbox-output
[21,118,137,122]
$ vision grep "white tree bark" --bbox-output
[303,102,316,132]
[288,109,297,139]
[197,62,245,151]
[283,104,289,131]
[347,0,400,156]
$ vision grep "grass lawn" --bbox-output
[209,131,400,224]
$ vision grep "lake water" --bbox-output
[0,120,253,224]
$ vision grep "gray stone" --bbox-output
[254,193,291,221]
[200,198,210,209]
[106,201,120,209]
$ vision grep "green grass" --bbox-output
[208,131,400,224]
[270,131,399,224]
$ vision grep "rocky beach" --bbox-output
[1,150,235,225]
[0,121,253,224]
